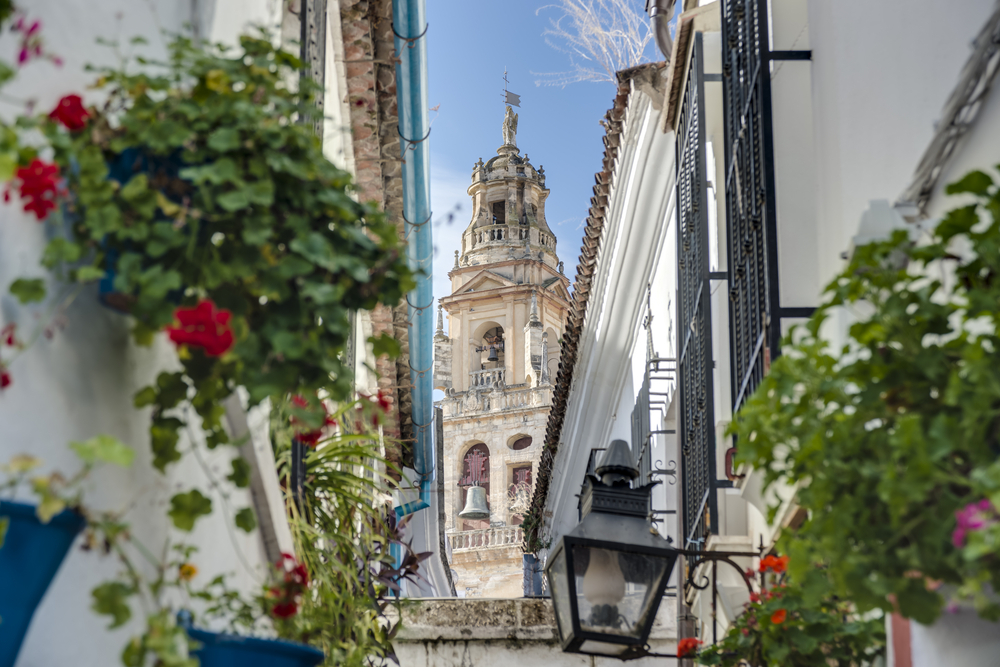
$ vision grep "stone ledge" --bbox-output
[393,598,558,642]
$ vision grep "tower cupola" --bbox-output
[459,106,558,269]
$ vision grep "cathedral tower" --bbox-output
[434,107,570,598]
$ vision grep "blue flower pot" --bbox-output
[187,627,325,667]
[0,501,86,667]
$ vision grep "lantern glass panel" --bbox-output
[571,545,670,640]
[547,548,574,638]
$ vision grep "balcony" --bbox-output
[447,526,523,553]
[439,384,552,418]
[470,368,504,388]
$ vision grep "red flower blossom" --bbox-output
[291,395,336,446]
[677,637,702,658]
[376,389,391,412]
[749,591,761,603]
[11,159,62,220]
[770,608,787,625]
[269,553,308,620]
[166,300,234,356]
[1,324,16,347]
[0,367,11,389]
[759,554,789,574]
[49,94,89,131]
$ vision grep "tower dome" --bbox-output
[459,106,558,269]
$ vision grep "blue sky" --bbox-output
[425,1,656,305]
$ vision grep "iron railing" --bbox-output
[721,0,779,411]
[676,33,717,551]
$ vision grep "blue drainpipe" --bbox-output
[392,0,433,519]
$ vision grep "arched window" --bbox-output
[491,201,506,225]
[459,443,490,531]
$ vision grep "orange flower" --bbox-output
[677,637,703,658]
[770,608,787,624]
[178,563,198,581]
[759,554,789,573]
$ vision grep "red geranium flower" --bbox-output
[49,94,89,131]
[770,608,787,625]
[291,394,336,446]
[269,553,308,620]
[271,599,298,619]
[0,367,11,389]
[677,637,702,658]
[376,389,391,412]
[166,300,234,356]
[10,158,62,220]
[749,591,761,603]
[1,324,16,347]
[759,554,789,574]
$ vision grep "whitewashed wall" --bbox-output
[0,2,285,665]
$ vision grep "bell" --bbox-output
[459,485,490,520]
[487,346,499,362]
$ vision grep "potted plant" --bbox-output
[0,436,134,666]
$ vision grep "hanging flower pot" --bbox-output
[0,501,86,667]
[186,627,325,667]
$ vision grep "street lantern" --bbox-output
[544,440,678,659]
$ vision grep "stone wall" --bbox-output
[391,598,677,667]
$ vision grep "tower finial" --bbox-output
[453,250,460,269]
[530,290,540,324]
[437,303,445,335]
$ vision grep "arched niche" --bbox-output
[470,320,505,374]
[458,442,490,531]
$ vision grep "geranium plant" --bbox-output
[695,558,885,667]
[5,32,413,479]
[733,167,1000,623]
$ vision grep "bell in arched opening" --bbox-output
[459,485,490,520]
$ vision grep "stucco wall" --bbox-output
[0,3,281,665]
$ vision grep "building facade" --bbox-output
[435,110,570,598]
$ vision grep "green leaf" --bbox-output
[216,188,251,212]
[208,127,241,152]
[227,457,251,488]
[369,333,401,359]
[234,507,257,533]
[0,153,15,182]
[41,238,82,267]
[75,265,106,283]
[0,516,8,549]
[151,417,184,472]
[945,169,993,196]
[91,581,134,628]
[70,435,135,467]
[9,278,46,303]
[133,386,157,408]
[168,489,213,532]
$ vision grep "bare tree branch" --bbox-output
[534,0,655,87]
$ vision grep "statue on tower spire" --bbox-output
[502,105,518,147]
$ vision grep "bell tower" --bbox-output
[435,107,570,598]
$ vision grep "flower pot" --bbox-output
[187,627,325,667]
[0,501,86,667]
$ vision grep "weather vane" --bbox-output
[503,67,521,108]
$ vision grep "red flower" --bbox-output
[1,324,16,347]
[166,300,234,356]
[271,599,298,619]
[749,591,761,603]
[269,553,308,619]
[291,394,336,446]
[677,637,702,658]
[759,554,789,574]
[49,94,89,131]
[376,389,391,412]
[11,159,62,220]
[0,368,11,389]
[770,609,787,625]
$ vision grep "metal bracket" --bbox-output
[649,459,677,484]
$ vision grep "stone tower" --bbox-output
[435,108,570,598]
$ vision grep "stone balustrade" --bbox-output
[448,526,523,552]
[470,368,504,388]
[471,225,530,247]
[439,384,552,418]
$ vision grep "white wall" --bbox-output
[0,2,283,664]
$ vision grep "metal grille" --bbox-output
[676,34,717,551]
[721,0,779,411]
[631,372,652,484]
